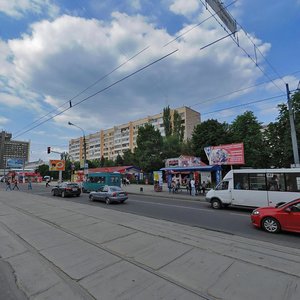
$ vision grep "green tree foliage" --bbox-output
[100,155,105,167]
[162,135,183,159]
[264,92,300,167]
[191,119,231,164]
[115,154,124,166]
[36,164,50,177]
[122,149,136,166]
[163,106,172,136]
[230,111,268,168]
[134,123,164,172]
[173,110,184,142]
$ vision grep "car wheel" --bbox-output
[262,217,281,233]
[211,199,222,209]
[76,194,80,197]
[51,190,55,196]
[105,197,111,205]
[61,191,66,198]
[89,195,94,201]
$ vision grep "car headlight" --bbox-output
[252,210,260,215]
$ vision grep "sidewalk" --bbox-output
[0,189,300,299]
[122,183,207,202]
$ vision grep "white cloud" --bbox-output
[1,11,272,138]
[169,0,200,17]
[0,0,59,19]
[0,116,9,126]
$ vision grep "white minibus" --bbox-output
[206,168,300,209]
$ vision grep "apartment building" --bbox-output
[0,130,30,170]
[69,106,200,162]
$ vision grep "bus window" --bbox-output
[249,173,266,190]
[233,173,248,190]
[285,173,300,192]
[267,173,285,191]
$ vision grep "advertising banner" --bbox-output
[6,158,24,168]
[204,143,245,165]
[49,160,65,171]
[165,155,201,168]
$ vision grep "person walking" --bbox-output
[28,179,32,190]
[5,179,12,191]
[201,181,206,194]
[190,178,196,196]
[46,178,50,187]
[12,179,20,190]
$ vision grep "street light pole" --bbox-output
[68,122,87,176]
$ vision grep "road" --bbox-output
[2,183,300,249]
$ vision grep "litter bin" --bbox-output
[140,187,143,192]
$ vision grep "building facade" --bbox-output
[69,106,200,162]
[0,131,30,170]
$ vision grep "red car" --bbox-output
[251,198,300,233]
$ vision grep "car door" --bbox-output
[100,186,109,201]
[283,203,300,232]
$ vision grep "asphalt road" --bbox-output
[2,183,300,249]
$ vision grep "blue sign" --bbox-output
[6,158,24,168]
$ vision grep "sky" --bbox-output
[0,0,299,162]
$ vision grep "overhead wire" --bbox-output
[13,1,238,139]
[198,0,286,94]
[13,49,179,138]
[202,94,286,116]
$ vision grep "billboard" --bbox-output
[165,155,201,168]
[49,160,65,171]
[204,143,245,165]
[6,158,24,168]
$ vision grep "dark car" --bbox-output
[51,182,81,198]
[251,198,300,233]
[89,185,128,204]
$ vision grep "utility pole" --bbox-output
[286,83,300,167]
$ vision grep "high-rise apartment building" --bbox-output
[69,106,200,162]
[0,131,30,169]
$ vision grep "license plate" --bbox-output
[72,188,77,191]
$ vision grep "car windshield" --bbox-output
[110,186,122,192]
[277,198,300,208]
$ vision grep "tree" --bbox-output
[264,92,300,167]
[162,135,182,159]
[230,111,268,168]
[163,106,172,137]
[173,110,184,142]
[36,164,50,178]
[122,149,136,166]
[134,123,164,172]
[115,154,124,166]
[191,119,231,164]
[100,155,105,167]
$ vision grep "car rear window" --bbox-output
[67,184,79,188]
[110,186,122,192]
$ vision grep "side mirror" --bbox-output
[284,207,291,213]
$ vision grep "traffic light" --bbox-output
[47,147,51,154]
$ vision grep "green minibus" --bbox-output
[82,172,121,192]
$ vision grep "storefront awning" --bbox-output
[160,165,222,172]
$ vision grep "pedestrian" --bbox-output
[46,178,50,187]
[5,179,12,191]
[188,179,192,195]
[190,178,196,196]
[201,181,206,194]
[12,179,20,190]
[28,179,32,190]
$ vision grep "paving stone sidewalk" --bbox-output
[0,190,299,300]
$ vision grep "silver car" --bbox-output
[89,185,128,204]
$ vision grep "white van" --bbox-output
[206,168,300,209]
